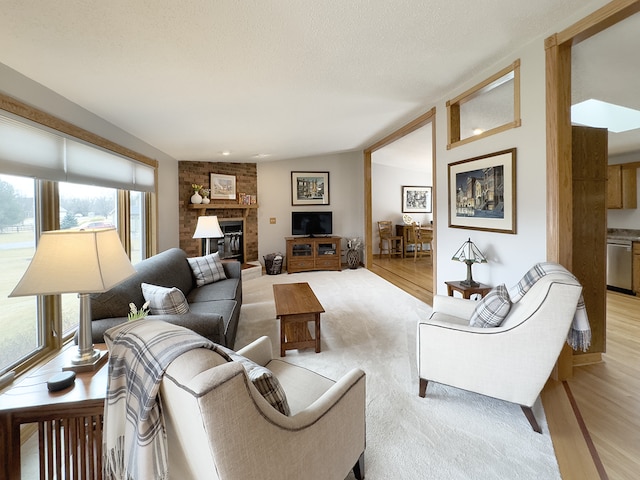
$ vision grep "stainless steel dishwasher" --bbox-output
[606,239,633,291]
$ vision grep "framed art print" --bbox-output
[291,171,330,205]
[210,173,236,200]
[402,186,432,213]
[448,148,516,234]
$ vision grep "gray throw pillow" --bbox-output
[187,252,227,287]
[469,284,512,328]
[141,283,190,315]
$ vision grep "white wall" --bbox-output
[608,151,640,230]
[257,151,364,263]
[431,0,612,293]
[0,63,180,252]
[371,163,432,254]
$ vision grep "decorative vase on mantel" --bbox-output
[201,188,211,204]
[191,191,203,204]
[202,196,210,204]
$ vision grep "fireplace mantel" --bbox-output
[188,203,257,219]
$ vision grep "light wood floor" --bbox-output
[370,257,639,480]
[369,256,433,305]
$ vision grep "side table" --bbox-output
[445,280,492,300]
[0,343,108,480]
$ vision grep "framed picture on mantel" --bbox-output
[210,173,236,200]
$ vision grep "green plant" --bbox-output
[128,301,149,321]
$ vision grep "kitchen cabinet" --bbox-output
[633,242,640,295]
[607,164,637,209]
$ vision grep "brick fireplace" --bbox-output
[178,161,258,261]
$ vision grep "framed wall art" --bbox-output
[210,173,236,200]
[291,171,330,205]
[448,148,516,234]
[402,186,432,213]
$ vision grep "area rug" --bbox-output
[235,268,561,480]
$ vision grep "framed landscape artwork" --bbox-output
[291,171,330,205]
[210,173,236,200]
[448,148,516,234]
[402,186,432,213]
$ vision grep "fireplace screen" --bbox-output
[216,220,243,263]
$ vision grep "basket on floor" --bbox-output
[264,253,284,275]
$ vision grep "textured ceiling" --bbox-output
[1,0,632,164]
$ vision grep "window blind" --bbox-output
[0,113,155,192]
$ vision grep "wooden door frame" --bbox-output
[546,0,640,377]
[363,108,437,292]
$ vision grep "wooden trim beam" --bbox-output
[556,0,640,46]
[363,108,436,286]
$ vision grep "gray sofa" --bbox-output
[89,248,242,347]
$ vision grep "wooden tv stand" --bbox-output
[285,236,342,273]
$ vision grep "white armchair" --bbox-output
[417,271,583,432]
[160,336,366,479]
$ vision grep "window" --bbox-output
[0,174,39,373]
[59,182,118,336]
[129,190,145,264]
[447,59,521,149]
[0,96,157,377]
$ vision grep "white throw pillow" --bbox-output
[187,252,227,287]
[469,284,512,328]
[141,283,190,315]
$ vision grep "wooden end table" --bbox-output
[0,343,108,480]
[273,282,325,357]
[445,280,492,299]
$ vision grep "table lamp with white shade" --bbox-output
[193,215,224,255]
[9,228,136,371]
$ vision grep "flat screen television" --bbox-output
[291,211,333,237]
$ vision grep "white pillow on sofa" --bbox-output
[469,284,512,328]
[187,252,227,287]
[141,283,190,315]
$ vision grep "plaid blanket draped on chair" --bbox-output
[102,319,231,480]
[509,262,591,352]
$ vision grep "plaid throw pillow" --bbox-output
[141,283,190,315]
[469,284,512,328]
[219,346,291,416]
[187,252,227,287]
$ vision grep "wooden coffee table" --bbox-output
[273,282,325,357]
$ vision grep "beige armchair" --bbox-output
[160,336,366,479]
[417,271,583,432]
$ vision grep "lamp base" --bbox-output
[460,262,479,288]
[62,348,108,373]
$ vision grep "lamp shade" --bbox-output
[451,238,488,264]
[10,228,136,297]
[193,215,224,239]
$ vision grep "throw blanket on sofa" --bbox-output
[103,319,231,480]
[509,262,591,352]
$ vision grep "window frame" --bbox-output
[0,93,158,379]
[446,59,521,149]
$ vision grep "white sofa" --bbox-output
[160,336,366,479]
[417,271,583,432]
